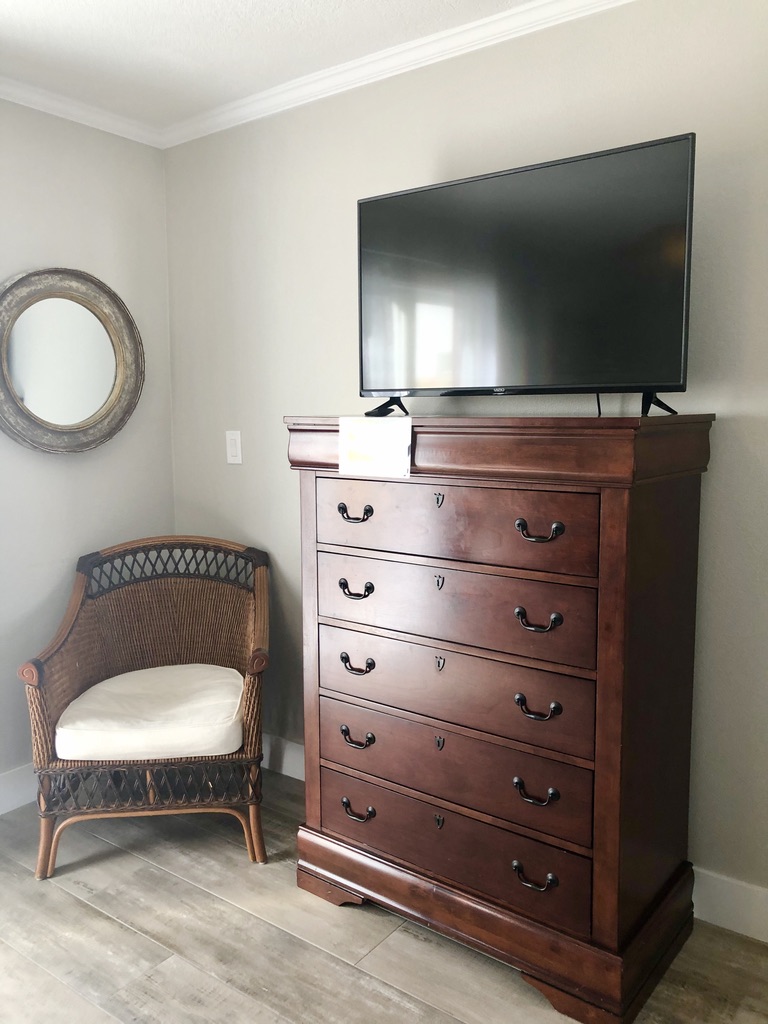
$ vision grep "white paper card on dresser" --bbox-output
[339,416,411,478]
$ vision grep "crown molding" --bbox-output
[0,73,166,148]
[0,0,638,150]
[161,0,637,148]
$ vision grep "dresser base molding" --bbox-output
[297,826,694,1024]
[296,864,365,907]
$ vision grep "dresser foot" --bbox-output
[522,975,623,1024]
[521,908,693,1024]
[297,867,365,907]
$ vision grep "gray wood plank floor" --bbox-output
[0,770,765,1023]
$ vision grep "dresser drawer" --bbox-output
[318,552,597,670]
[318,478,599,577]
[320,768,592,938]
[320,698,593,846]
[319,625,596,759]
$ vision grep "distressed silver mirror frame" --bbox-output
[0,268,144,453]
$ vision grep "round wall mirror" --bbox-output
[0,268,144,453]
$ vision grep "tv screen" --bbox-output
[358,134,695,401]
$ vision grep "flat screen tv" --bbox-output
[358,134,695,412]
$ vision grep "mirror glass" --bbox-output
[0,268,144,453]
[7,298,117,425]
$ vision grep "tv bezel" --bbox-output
[357,133,696,401]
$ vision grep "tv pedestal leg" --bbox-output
[364,396,409,417]
[641,391,678,415]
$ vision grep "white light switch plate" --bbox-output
[225,430,242,464]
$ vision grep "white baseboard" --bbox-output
[694,867,768,944]
[262,734,305,781]
[0,763,36,814]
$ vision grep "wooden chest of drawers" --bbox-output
[286,415,713,1024]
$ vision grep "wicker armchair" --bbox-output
[18,535,269,879]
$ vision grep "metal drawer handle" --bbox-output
[337,502,374,523]
[339,578,374,600]
[514,518,565,543]
[341,796,376,822]
[511,860,559,892]
[514,607,563,633]
[514,693,563,721]
[340,652,376,675]
[340,724,376,749]
[513,776,560,807]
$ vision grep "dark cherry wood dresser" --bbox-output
[285,415,714,1024]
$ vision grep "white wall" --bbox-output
[164,0,768,935]
[0,101,175,803]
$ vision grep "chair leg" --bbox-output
[249,803,268,864]
[35,816,55,880]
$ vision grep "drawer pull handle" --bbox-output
[514,518,565,543]
[513,776,560,807]
[511,860,559,892]
[340,724,376,749]
[340,652,376,675]
[337,502,374,524]
[514,693,563,721]
[339,578,375,600]
[514,607,563,633]
[341,796,376,822]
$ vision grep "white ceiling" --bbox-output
[0,0,635,148]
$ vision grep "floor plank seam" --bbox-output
[352,916,408,967]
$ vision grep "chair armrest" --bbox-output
[247,648,270,675]
[18,572,110,768]
[241,648,269,757]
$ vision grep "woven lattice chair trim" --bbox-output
[77,542,268,598]
[37,758,263,816]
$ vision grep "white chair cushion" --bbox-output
[55,664,244,761]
